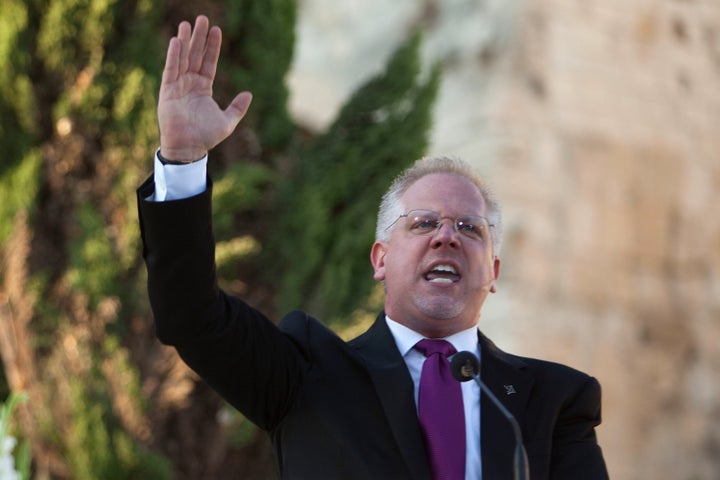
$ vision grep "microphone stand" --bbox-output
[451,351,530,480]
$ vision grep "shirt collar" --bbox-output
[385,315,479,357]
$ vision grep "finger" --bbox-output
[161,37,181,85]
[224,91,253,127]
[200,25,222,80]
[177,20,191,75]
[188,15,210,73]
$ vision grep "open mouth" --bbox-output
[424,264,460,284]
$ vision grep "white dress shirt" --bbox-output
[152,154,483,478]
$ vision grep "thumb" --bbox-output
[224,91,253,126]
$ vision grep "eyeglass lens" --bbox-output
[405,210,490,241]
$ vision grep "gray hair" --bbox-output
[375,156,503,255]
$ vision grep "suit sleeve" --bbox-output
[550,375,609,479]
[137,176,306,430]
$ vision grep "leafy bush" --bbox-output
[0,0,440,477]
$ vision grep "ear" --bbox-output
[489,256,501,293]
[370,241,388,281]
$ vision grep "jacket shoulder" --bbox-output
[278,311,356,363]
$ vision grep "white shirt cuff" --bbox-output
[151,150,208,201]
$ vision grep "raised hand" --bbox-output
[158,15,252,162]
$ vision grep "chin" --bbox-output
[415,297,464,322]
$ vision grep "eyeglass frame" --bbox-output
[384,209,496,242]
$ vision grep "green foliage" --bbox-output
[0,392,31,480]
[36,0,131,80]
[64,374,170,480]
[0,0,171,477]
[51,331,170,479]
[271,32,442,323]
[212,162,275,239]
[67,203,119,307]
[0,150,42,244]
[213,163,274,283]
[223,0,297,149]
[25,272,62,354]
[65,384,119,479]
[0,0,442,476]
[0,0,38,172]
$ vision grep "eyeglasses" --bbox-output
[385,209,495,242]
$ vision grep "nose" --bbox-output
[430,219,460,249]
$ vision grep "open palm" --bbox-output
[158,15,252,162]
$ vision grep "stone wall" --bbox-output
[287,1,720,478]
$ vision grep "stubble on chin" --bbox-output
[413,292,464,321]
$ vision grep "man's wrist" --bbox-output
[152,151,208,202]
[157,148,206,165]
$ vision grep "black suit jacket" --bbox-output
[137,177,608,479]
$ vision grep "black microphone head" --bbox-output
[450,351,480,382]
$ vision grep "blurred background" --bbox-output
[1,0,718,479]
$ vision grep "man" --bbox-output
[137,15,609,479]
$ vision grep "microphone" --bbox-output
[450,351,530,480]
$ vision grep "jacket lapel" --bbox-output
[350,313,433,480]
[349,318,534,479]
[478,331,533,479]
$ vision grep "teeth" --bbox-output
[433,265,457,274]
[425,264,459,284]
[429,278,453,284]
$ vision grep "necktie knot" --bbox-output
[414,338,457,358]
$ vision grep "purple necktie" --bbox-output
[415,339,466,480]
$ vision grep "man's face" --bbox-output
[371,173,500,338]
